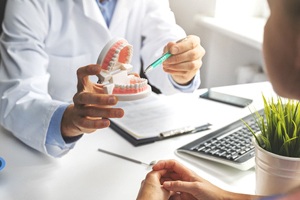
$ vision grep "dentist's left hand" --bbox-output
[61,64,124,138]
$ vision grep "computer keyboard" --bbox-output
[176,109,263,171]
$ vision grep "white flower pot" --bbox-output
[254,138,300,195]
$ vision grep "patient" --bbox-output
[136,0,300,199]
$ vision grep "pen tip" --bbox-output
[144,66,152,74]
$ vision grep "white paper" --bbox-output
[111,93,209,139]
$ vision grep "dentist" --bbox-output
[0,0,205,157]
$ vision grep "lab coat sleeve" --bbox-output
[46,104,79,157]
[168,72,201,93]
[0,1,71,156]
[140,0,201,94]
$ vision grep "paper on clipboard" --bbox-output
[111,93,209,140]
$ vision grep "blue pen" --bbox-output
[144,37,187,74]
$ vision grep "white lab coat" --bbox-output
[0,0,198,155]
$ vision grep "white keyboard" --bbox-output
[176,110,263,171]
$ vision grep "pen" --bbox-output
[143,37,188,74]
[98,148,156,166]
[159,123,211,138]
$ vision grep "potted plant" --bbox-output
[245,95,300,196]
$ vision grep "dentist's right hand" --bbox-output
[61,64,124,138]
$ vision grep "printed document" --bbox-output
[111,93,209,140]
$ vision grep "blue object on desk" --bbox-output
[0,157,6,171]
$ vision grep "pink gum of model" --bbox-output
[97,38,148,94]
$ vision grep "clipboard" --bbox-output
[110,121,159,146]
[109,93,211,146]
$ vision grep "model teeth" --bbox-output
[113,78,148,94]
[98,38,150,95]
[112,56,118,62]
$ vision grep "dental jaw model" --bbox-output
[97,38,151,101]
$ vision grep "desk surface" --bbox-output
[0,82,275,200]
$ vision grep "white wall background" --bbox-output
[169,0,269,88]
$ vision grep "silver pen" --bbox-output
[98,148,156,166]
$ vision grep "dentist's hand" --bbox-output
[163,35,205,85]
[61,64,124,138]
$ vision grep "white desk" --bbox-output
[0,82,275,200]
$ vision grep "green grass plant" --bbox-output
[245,95,300,157]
